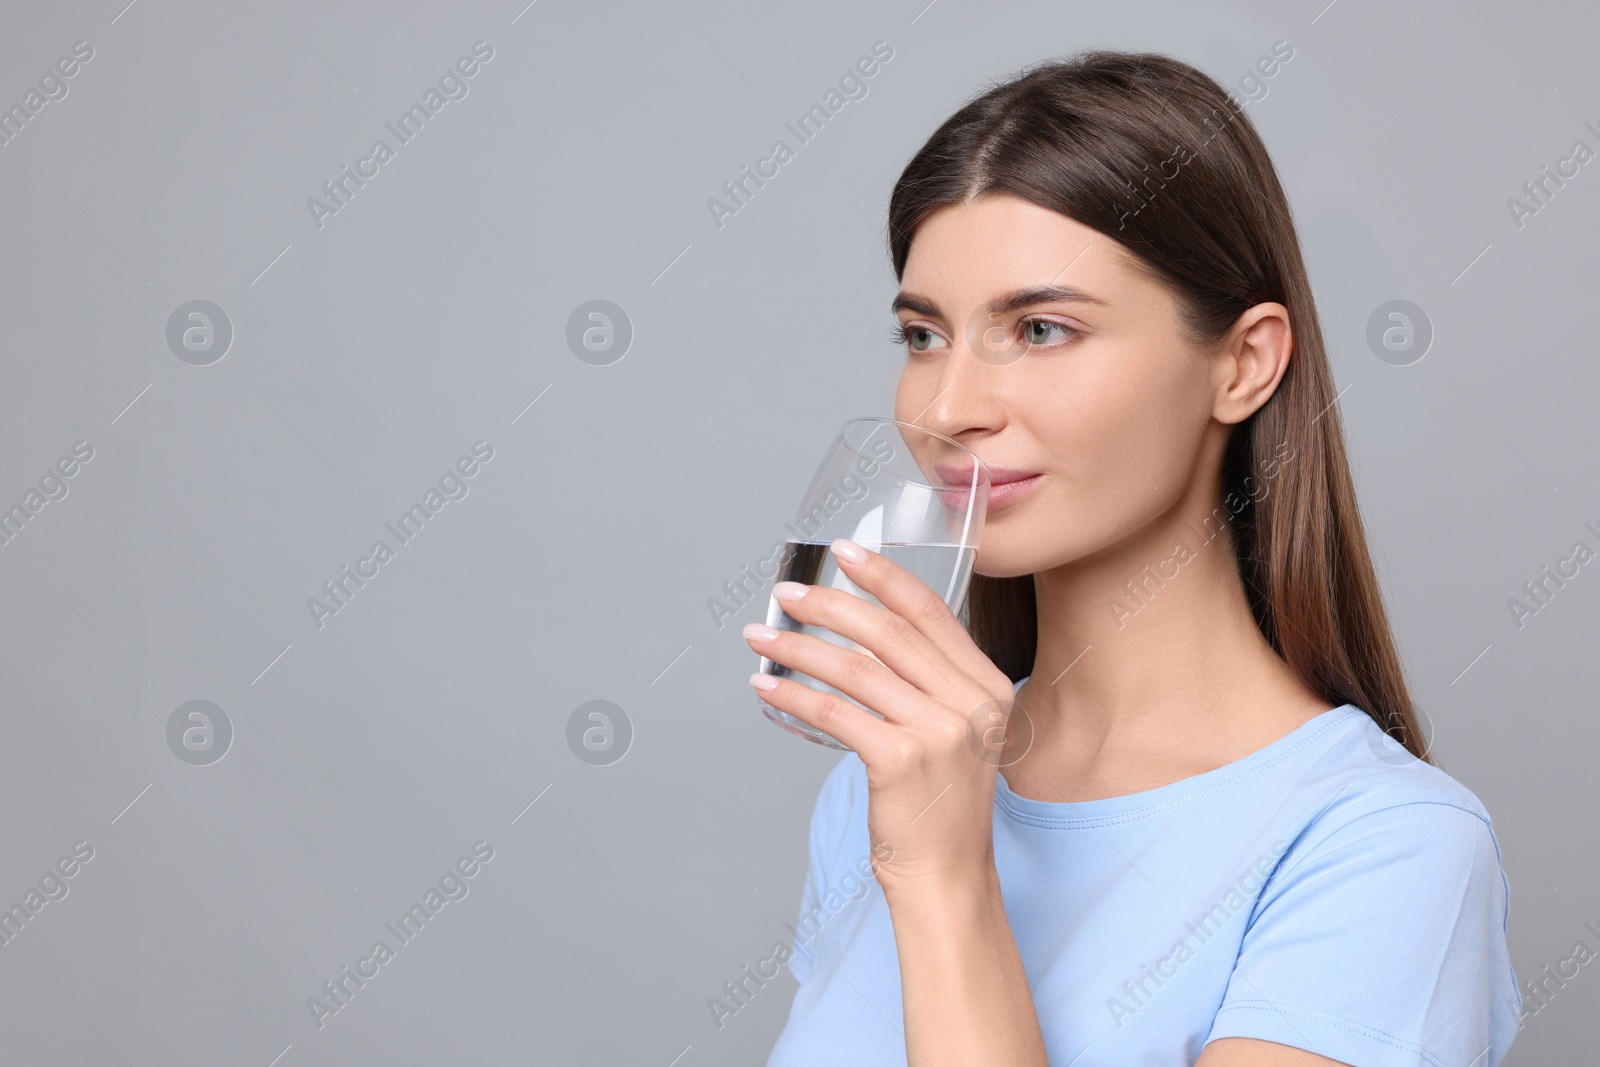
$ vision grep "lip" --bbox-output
[933,462,1044,515]
[980,473,1042,513]
[933,462,1042,487]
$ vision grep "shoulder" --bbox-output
[804,752,869,857]
[1289,705,1501,850]
[1256,705,1513,939]
[1209,711,1520,1065]
[812,751,869,829]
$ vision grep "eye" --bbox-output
[891,323,950,353]
[1021,318,1078,347]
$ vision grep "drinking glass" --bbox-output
[755,417,990,750]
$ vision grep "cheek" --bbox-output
[892,369,914,421]
[1082,356,1208,490]
[892,359,935,419]
[1022,352,1208,544]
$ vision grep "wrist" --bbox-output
[879,860,1004,915]
[880,862,1019,998]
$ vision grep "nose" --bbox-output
[908,328,1008,445]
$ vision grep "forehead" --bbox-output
[900,193,1144,302]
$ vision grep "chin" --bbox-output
[973,542,1045,580]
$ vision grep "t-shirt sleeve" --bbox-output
[787,755,857,984]
[1205,798,1520,1067]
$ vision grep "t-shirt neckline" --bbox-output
[994,675,1362,827]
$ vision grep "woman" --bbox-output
[745,50,1519,1066]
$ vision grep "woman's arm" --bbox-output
[746,542,1052,1065]
[884,866,1049,1067]
[1197,1039,1348,1065]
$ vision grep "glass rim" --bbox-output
[837,416,990,491]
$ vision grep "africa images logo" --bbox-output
[306,441,494,630]
[306,41,495,231]
[306,840,495,1030]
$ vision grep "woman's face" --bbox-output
[892,193,1231,579]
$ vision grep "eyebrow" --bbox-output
[891,284,1109,318]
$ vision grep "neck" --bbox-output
[1014,482,1315,764]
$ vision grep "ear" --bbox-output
[1211,302,1293,425]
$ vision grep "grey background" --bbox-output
[0,0,1594,1063]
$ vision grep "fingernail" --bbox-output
[772,581,808,601]
[832,538,868,563]
[749,672,779,691]
[743,622,781,642]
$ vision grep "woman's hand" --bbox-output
[744,537,1019,898]
[748,537,1051,1066]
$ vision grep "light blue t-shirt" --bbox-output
[768,677,1520,1066]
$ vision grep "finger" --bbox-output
[767,579,961,700]
[749,671,895,759]
[826,538,1010,689]
[743,621,933,727]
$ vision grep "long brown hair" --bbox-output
[886,50,1430,761]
